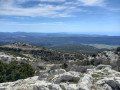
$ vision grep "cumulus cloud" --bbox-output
[0,0,106,17]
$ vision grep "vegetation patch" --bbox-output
[97,72,103,76]
[48,75,54,80]
[86,44,118,49]
[117,47,120,52]
[91,85,97,90]
[0,61,35,83]
[37,66,46,70]
[79,74,83,78]
[61,78,79,84]
[103,70,111,75]
[60,63,68,69]
[17,89,22,90]
[92,74,101,78]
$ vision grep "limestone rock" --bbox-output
[60,83,78,90]
[70,65,95,73]
[96,64,112,70]
[78,74,93,90]
[52,71,80,84]
[50,69,66,75]
[1,64,120,90]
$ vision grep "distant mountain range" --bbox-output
[0,32,119,49]
[0,32,108,37]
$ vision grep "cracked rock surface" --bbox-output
[0,64,120,90]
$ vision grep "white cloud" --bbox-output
[0,21,64,25]
[40,0,65,2]
[65,0,106,7]
[78,0,105,6]
[15,0,66,3]
[0,0,72,17]
[0,0,107,17]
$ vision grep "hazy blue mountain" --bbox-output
[0,32,120,49]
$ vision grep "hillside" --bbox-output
[0,42,120,71]
[0,42,63,62]
[0,42,86,63]
[0,43,120,90]
[0,43,86,76]
[55,45,108,54]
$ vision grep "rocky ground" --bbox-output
[0,43,120,90]
[0,64,120,90]
[0,51,32,63]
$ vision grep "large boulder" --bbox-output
[0,79,62,90]
[52,71,80,84]
[60,83,78,90]
[0,76,39,90]
[33,81,62,90]
[70,65,95,73]
[96,77,120,90]
[38,73,49,80]
[78,74,93,90]
[96,64,112,70]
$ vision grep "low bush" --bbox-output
[0,61,35,83]
[37,66,46,70]
[60,63,68,69]
[117,47,120,52]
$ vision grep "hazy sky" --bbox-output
[0,0,120,35]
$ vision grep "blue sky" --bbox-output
[0,0,120,35]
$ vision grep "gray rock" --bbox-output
[78,74,93,90]
[0,65,120,90]
[33,82,62,90]
[70,66,95,73]
[38,73,49,80]
[96,77,120,90]
[52,71,80,84]
[60,83,78,90]
[96,64,112,70]
[50,69,66,75]
[96,79,112,90]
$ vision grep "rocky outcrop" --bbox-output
[96,64,112,70]
[88,51,120,70]
[52,71,80,84]
[0,64,120,90]
[96,77,120,90]
[1,42,40,50]
[50,69,66,75]
[70,65,95,73]
[78,74,93,90]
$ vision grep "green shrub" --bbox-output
[117,47,120,52]
[0,61,35,83]
[37,66,46,70]
[60,63,68,69]
[92,74,101,78]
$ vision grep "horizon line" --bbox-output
[0,31,120,36]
